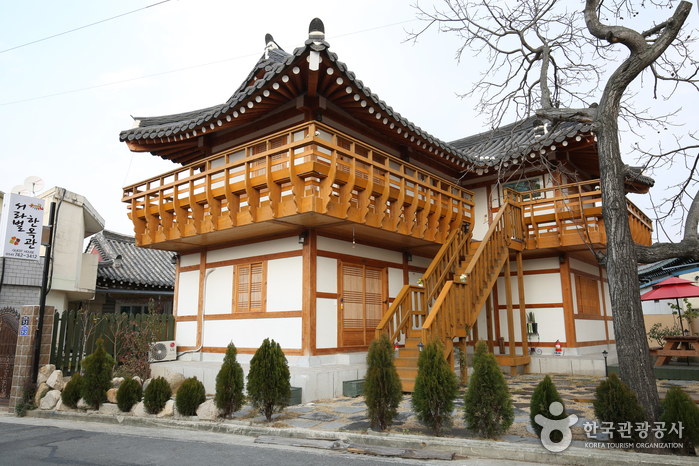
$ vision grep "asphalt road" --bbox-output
[0,416,546,466]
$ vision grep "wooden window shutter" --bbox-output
[575,275,600,315]
[237,264,250,311]
[235,262,265,312]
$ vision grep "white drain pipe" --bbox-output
[177,268,216,359]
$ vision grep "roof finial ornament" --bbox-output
[264,33,283,59]
[309,18,325,41]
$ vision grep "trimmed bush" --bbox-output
[464,341,514,438]
[176,377,206,416]
[411,339,460,436]
[81,338,116,409]
[661,386,699,454]
[246,338,291,422]
[143,376,172,414]
[364,334,403,431]
[530,375,566,442]
[593,372,646,443]
[116,377,142,412]
[214,343,245,418]
[61,372,83,409]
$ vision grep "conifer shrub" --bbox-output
[214,343,245,418]
[81,338,116,409]
[530,375,566,442]
[143,376,172,414]
[176,377,206,416]
[61,372,83,409]
[116,377,142,412]
[660,386,699,454]
[464,340,514,438]
[411,338,459,436]
[593,372,646,443]
[246,338,291,422]
[364,334,403,431]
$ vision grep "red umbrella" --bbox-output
[641,276,699,334]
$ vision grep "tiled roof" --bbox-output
[87,230,175,288]
[639,257,699,285]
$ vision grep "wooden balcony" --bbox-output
[508,179,653,250]
[122,122,475,251]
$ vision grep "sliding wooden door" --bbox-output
[340,263,385,347]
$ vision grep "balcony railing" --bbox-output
[505,179,652,248]
[122,122,475,247]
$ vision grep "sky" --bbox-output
[1,0,697,243]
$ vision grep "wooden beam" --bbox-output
[559,253,578,348]
[302,230,317,356]
[516,251,529,372]
[196,251,207,349]
[504,255,517,376]
[485,292,494,354]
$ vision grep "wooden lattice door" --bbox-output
[0,308,19,400]
[340,264,384,347]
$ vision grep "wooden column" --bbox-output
[196,251,207,349]
[485,293,494,354]
[302,230,317,356]
[504,255,517,376]
[517,251,530,373]
[559,253,577,348]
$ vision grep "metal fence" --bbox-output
[49,311,175,376]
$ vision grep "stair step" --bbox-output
[401,378,415,392]
[397,347,421,358]
[397,367,418,378]
[394,356,418,367]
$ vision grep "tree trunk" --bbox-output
[596,111,661,423]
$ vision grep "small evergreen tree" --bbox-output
[593,372,646,443]
[116,377,142,412]
[530,375,566,442]
[411,338,459,436]
[80,338,116,409]
[246,338,291,422]
[364,334,403,431]
[463,341,514,438]
[176,377,206,416]
[61,372,83,409]
[214,343,245,418]
[661,386,699,455]
[143,376,172,414]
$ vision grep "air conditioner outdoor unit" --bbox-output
[149,341,177,362]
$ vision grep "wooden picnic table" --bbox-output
[654,336,699,366]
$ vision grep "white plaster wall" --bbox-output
[521,257,559,271]
[575,319,607,342]
[475,303,487,339]
[317,237,402,264]
[471,186,489,241]
[607,320,615,340]
[177,271,200,316]
[316,257,337,293]
[408,271,422,286]
[203,317,302,349]
[176,321,197,347]
[497,274,562,305]
[267,256,303,311]
[498,308,524,342]
[204,266,233,314]
[316,298,338,349]
[570,258,599,276]
[410,255,433,269]
[532,307,566,342]
[180,253,201,267]
[603,282,612,316]
[207,237,302,263]
[388,268,403,298]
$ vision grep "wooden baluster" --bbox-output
[224,167,239,227]
[130,198,147,245]
[158,189,173,239]
[401,180,419,236]
[144,193,159,242]
[173,184,188,237]
[389,178,406,232]
[318,145,337,215]
[189,179,205,233]
[438,195,453,242]
[244,162,259,222]
[358,165,374,224]
[425,191,443,242]
[289,143,304,213]
[206,171,221,230]
[375,170,390,228]
[338,158,356,219]
[266,154,282,217]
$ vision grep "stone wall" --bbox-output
[8,305,54,411]
[0,257,43,311]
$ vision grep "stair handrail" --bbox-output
[422,222,472,306]
[375,284,425,343]
[422,202,516,347]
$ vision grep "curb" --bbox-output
[22,410,695,466]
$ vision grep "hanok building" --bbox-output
[118,19,653,396]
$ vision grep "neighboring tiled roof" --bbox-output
[87,230,175,288]
[450,117,591,167]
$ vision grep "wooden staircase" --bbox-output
[376,198,530,391]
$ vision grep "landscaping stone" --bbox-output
[232,408,251,418]
[347,414,368,421]
[77,398,91,410]
[35,383,50,406]
[299,412,339,422]
[99,404,120,415]
[393,411,412,422]
[37,364,55,385]
[513,417,530,424]
[133,376,143,386]
[130,401,146,417]
[252,413,284,422]
[39,390,61,410]
[340,420,372,431]
[351,401,367,407]
[318,421,347,430]
[196,399,220,421]
[47,370,64,391]
[106,388,118,404]
[165,373,186,394]
[157,400,175,418]
[111,377,125,389]
[333,406,365,414]
[287,406,314,413]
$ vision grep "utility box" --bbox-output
[290,387,302,405]
[343,379,365,397]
